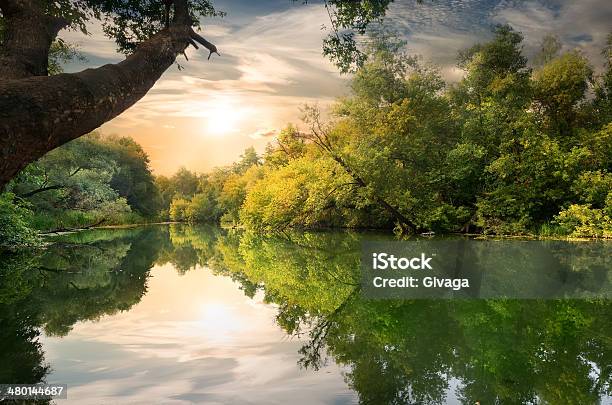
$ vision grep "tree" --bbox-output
[166,167,200,199]
[263,124,307,168]
[533,51,593,136]
[219,164,263,224]
[105,136,161,216]
[0,0,221,188]
[0,193,40,248]
[169,197,189,221]
[184,191,217,222]
[317,0,397,73]
[240,156,358,231]
[231,146,260,174]
[5,133,160,229]
[234,26,611,236]
[533,34,562,66]
[8,133,117,200]
[590,33,612,129]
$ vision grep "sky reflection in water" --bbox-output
[43,262,356,404]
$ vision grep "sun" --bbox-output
[206,102,241,136]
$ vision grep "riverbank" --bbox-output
[54,221,612,242]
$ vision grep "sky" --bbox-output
[60,0,612,175]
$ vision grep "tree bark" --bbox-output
[0,0,217,189]
[0,0,68,79]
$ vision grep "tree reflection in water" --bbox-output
[0,225,610,404]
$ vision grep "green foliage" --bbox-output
[184,192,218,222]
[6,133,160,234]
[0,1,224,54]
[105,136,161,216]
[91,0,225,53]
[162,167,200,200]
[2,0,397,74]
[12,23,608,238]
[219,165,263,224]
[572,171,612,208]
[477,129,591,234]
[48,39,87,75]
[0,194,40,249]
[533,51,593,136]
[169,197,190,222]
[241,157,357,231]
[168,191,221,224]
[162,147,263,225]
[231,26,612,237]
[316,0,395,73]
[555,204,612,238]
[263,124,307,168]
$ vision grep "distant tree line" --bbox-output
[166,27,611,238]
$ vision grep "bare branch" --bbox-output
[188,38,200,50]
[189,29,220,59]
[18,184,65,198]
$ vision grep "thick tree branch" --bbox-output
[0,0,219,189]
[19,184,64,198]
[0,0,68,79]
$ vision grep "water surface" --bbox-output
[0,225,610,404]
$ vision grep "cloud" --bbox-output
[249,128,278,139]
[94,3,346,137]
[382,1,494,81]
[59,23,123,72]
[492,0,612,67]
[60,0,612,174]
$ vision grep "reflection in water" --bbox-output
[0,225,610,404]
[0,229,158,392]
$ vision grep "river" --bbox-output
[0,224,610,404]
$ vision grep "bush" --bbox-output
[28,196,140,231]
[572,171,612,208]
[0,193,40,249]
[184,193,218,223]
[169,198,190,221]
[555,204,612,238]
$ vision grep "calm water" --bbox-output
[0,225,611,404]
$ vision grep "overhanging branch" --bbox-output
[0,0,220,189]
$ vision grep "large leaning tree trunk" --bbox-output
[0,0,218,189]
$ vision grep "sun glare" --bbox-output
[206,102,241,136]
[197,302,245,342]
